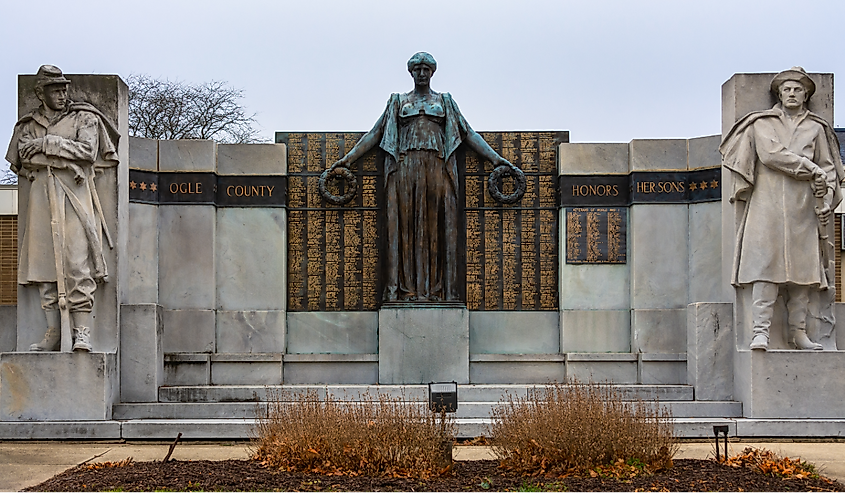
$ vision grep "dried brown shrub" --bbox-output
[82,457,133,470]
[723,446,821,479]
[251,389,455,479]
[489,381,678,477]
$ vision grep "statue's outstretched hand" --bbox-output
[328,158,349,173]
[498,157,520,173]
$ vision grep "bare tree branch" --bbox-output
[127,74,264,143]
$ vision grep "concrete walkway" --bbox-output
[1,440,844,492]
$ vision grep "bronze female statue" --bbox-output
[327,52,521,302]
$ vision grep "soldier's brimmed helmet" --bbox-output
[35,65,71,90]
[771,66,815,100]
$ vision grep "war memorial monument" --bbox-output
[0,58,843,439]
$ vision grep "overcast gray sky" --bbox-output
[2,0,843,157]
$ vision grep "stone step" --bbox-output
[5,417,845,439]
[114,400,739,420]
[117,417,740,440]
[157,384,695,403]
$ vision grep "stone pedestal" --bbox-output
[733,349,845,418]
[687,302,734,401]
[378,305,469,384]
[0,352,117,420]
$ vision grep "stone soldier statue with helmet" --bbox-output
[5,65,120,352]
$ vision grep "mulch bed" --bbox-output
[25,458,845,492]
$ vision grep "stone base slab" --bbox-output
[734,350,845,418]
[3,417,841,439]
[378,307,469,384]
[0,352,117,421]
[0,421,121,439]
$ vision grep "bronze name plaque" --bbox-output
[279,130,566,312]
[463,131,566,311]
[565,207,627,264]
[279,132,382,312]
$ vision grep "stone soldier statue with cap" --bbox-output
[721,67,845,351]
[5,65,119,352]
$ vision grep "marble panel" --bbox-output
[120,304,163,403]
[629,139,688,171]
[158,139,216,172]
[561,309,630,353]
[640,361,686,385]
[558,143,629,174]
[286,312,377,354]
[469,362,564,384]
[126,203,158,304]
[129,136,158,171]
[0,305,15,352]
[689,202,723,303]
[469,312,559,354]
[163,360,209,386]
[283,362,378,384]
[211,361,282,385]
[217,143,287,175]
[215,208,286,311]
[687,302,734,401]
[630,205,689,308]
[158,206,215,309]
[161,309,215,353]
[0,352,117,420]
[632,309,687,353]
[566,360,637,383]
[688,135,721,170]
[216,310,285,353]
[559,264,630,310]
[378,307,469,384]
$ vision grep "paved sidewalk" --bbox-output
[2,440,844,492]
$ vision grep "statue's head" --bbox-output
[407,52,437,74]
[407,52,436,89]
[771,67,815,109]
[34,65,70,111]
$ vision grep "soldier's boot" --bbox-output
[791,329,823,351]
[749,332,769,351]
[71,311,93,352]
[750,282,777,351]
[785,286,820,350]
[30,310,61,351]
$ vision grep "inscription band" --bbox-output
[559,167,721,206]
[129,170,287,207]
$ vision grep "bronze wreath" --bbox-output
[319,167,358,205]
[488,165,527,204]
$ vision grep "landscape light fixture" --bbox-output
[428,381,458,413]
[713,425,730,461]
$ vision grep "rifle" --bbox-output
[46,166,72,352]
[816,191,833,288]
